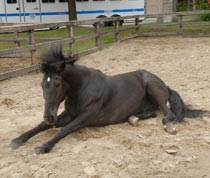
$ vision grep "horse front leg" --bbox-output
[9,111,71,150]
[32,110,93,154]
[9,121,52,150]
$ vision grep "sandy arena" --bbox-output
[0,37,210,178]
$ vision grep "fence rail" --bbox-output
[1,10,210,80]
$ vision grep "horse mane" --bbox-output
[40,46,78,73]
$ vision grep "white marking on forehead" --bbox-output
[47,77,51,83]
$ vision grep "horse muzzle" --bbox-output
[43,112,57,125]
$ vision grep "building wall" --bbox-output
[145,0,175,22]
[162,0,174,13]
[145,0,163,14]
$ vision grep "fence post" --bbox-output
[14,31,20,48]
[67,25,74,53]
[114,20,120,42]
[28,30,36,65]
[135,17,140,34]
[178,15,183,34]
[94,22,100,47]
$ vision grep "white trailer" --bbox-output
[0,0,145,23]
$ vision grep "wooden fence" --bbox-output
[1,10,210,80]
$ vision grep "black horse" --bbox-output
[9,47,207,154]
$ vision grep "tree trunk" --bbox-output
[68,0,77,20]
[187,0,191,11]
[192,0,196,10]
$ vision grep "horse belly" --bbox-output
[87,74,146,126]
[88,96,142,127]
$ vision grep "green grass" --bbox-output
[0,25,134,52]
[1,23,210,53]
[0,26,108,51]
[139,21,210,35]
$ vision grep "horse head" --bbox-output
[39,46,77,125]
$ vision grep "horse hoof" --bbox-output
[31,145,49,155]
[128,116,139,126]
[31,147,44,155]
[164,123,177,135]
[8,140,22,150]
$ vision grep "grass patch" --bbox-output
[1,23,210,53]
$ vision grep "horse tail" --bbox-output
[168,87,185,122]
[168,87,210,121]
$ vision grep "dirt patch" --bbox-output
[1,98,15,106]
[1,37,210,178]
[0,58,31,73]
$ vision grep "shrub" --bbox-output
[177,2,188,11]
[194,0,210,21]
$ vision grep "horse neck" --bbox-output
[62,64,90,98]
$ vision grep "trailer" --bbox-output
[0,0,145,24]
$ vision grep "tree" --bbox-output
[68,0,77,20]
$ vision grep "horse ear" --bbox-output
[40,45,67,73]
[39,63,46,73]
[39,61,65,74]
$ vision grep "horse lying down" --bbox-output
[9,47,208,154]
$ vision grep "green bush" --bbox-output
[177,1,194,12]
[195,0,210,21]
[177,2,188,11]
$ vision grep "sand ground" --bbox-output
[1,37,210,178]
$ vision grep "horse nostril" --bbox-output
[49,115,57,122]
[44,114,56,125]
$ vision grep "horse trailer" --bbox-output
[0,0,145,24]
